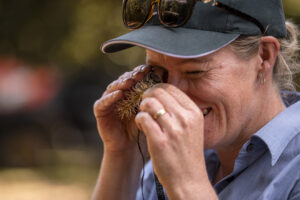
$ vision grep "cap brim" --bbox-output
[101,26,240,58]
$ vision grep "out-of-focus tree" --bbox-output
[0,0,299,74]
[0,1,77,63]
[284,0,300,20]
[0,0,145,72]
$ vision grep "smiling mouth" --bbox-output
[202,107,212,117]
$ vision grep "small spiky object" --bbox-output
[115,71,162,121]
[115,71,162,141]
[115,69,163,141]
[115,81,153,121]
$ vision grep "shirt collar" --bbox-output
[252,101,300,166]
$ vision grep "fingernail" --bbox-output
[132,70,139,77]
[140,65,148,72]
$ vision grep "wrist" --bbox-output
[103,140,138,156]
[95,142,145,200]
[103,133,148,160]
[103,141,148,168]
[165,175,217,200]
[100,145,144,183]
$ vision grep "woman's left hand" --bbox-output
[135,83,211,198]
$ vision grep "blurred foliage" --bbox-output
[0,0,145,72]
[284,0,300,20]
[0,0,299,72]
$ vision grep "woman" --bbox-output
[92,0,300,199]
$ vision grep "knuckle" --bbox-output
[106,80,118,90]
[180,112,191,126]
[93,99,104,117]
[169,125,183,137]
[135,112,148,124]
[93,100,100,112]
[94,91,122,117]
[155,137,168,150]
[119,71,132,80]
[152,88,165,96]
[181,111,199,127]
[140,97,157,111]
[144,87,165,98]
[179,111,203,132]
[134,64,144,72]
[192,108,204,120]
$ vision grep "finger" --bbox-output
[135,111,165,145]
[133,64,152,77]
[147,83,199,112]
[118,65,150,81]
[139,97,175,131]
[143,86,203,131]
[104,78,135,96]
[143,86,187,119]
[104,65,152,96]
[94,90,123,118]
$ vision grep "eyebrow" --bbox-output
[177,58,212,65]
[147,57,212,67]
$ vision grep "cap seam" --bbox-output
[183,25,257,35]
[225,8,231,33]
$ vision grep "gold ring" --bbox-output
[153,109,166,120]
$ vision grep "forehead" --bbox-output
[146,50,213,66]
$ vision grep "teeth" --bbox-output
[202,107,211,116]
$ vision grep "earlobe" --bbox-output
[257,71,265,85]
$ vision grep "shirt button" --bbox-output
[247,143,254,152]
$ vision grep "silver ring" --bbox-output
[153,109,166,120]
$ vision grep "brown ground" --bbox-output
[0,150,100,200]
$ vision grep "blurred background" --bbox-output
[0,0,299,199]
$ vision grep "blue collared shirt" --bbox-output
[136,92,300,200]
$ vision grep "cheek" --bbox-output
[185,75,225,103]
[187,78,246,144]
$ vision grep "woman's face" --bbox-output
[146,46,262,150]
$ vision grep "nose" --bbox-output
[167,72,189,92]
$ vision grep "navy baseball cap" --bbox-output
[101,0,287,58]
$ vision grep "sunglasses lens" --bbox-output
[123,0,153,28]
[159,0,195,26]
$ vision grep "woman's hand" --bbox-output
[135,84,212,199]
[93,65,151,154]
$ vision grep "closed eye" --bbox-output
[186,70,205,75]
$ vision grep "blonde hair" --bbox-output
[230,21,300,91]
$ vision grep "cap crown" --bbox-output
[147,0,287,37]
[218,0,286,37]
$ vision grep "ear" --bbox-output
[258,36,280,78]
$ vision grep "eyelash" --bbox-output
[148,65,206,81]
[186,70,204,74]
[185,71,206,77]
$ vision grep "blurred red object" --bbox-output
[0,57,61,114]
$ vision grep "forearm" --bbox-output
[91,147,143,200]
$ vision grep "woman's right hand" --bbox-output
[93,65,152,154]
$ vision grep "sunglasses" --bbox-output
[122,0,265,33]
